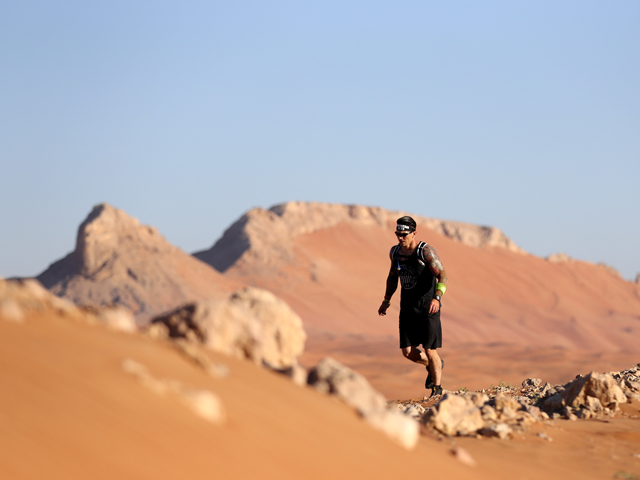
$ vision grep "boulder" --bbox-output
[403,404,426,419]
[585,396,603,413]
[365,408,420,450]
[151,287,306,370]
[562,372,627,410]
[423,394,485,436]
[307,357,385,415]
[541,371,627,414]
[480,405,498,423]
[466,392,490,407]
[307,357,419,449]
[522,378,542,388]
[624,379,640,393]
[539,382,553,398]
[493,393,522,421]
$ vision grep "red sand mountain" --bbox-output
[37,204,240,323]
[195,202,640,396]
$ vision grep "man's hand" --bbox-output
[427,299,440,314]
[378,302,390,316]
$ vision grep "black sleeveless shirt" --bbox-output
[390,242,437,312]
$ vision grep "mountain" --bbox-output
[37,204,240,323]
[194,201,524,275]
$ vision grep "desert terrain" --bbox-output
[196,202,640,399]
[1,280,639,480]
[4,201,640,479]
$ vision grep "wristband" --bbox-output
[436,283,447,295]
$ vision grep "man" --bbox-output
[378,216,449,398]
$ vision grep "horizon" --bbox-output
[2,2,639,280]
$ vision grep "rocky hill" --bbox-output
[194,201,525,274]
[37,204,240,323]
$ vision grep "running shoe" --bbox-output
[429,385,443,398]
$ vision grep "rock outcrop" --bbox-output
[36,204,238,323]
[307,357,419,450]
[1,278,78,323]
[539,370,636,419]
[194,201,525,274]
[150,287,307,370]
[0,277,136,332]
[546,253,574,263]
[415,365,640,438]
[422,391,541,439]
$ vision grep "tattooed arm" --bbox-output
[424,244,448,313]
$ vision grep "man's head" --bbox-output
[395,216,417,246]
[396,216,416,234]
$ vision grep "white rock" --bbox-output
[97,305,137,332]
[307,357,386,416]
[365,408,420,450]
[424,394,485,436]
[179,389,226,424]
[403,404,426,418]
[0,299,25,323]
[152,287,306,370]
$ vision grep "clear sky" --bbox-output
[2,1,639,280]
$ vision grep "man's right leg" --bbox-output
[401,346,429,367]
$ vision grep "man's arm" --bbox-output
[378,263,398,316]
[424,245,448,313]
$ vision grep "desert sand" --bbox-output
[1,304,639,480]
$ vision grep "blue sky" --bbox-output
[2,1,639,280]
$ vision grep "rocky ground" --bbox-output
[3,276,640,479]
[390,365,640,441]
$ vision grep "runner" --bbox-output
[378,216,449,398]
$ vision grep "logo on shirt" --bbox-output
[398,265,418,289]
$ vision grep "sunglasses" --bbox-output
[395,231,411,238]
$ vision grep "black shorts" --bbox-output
[399,306,442,350]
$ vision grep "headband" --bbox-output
[396,224,415,232]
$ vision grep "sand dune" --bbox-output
[2,299,639,480]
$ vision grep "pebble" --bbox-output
[537,432,553,442]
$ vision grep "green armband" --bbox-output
[436,283,447,295]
